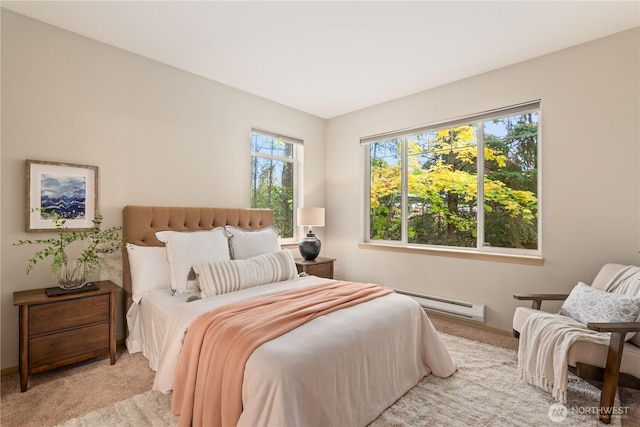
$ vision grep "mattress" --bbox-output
[126,289,193,370]
[127,275,457,426]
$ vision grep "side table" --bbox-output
[13,280,121,392]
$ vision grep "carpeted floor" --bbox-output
[1,315,638,427]
[1,347,154,427]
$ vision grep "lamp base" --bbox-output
[299,231,321,261]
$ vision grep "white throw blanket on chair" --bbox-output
[517,265,640,403]
[517,312,609,403]
[605,266,640,298]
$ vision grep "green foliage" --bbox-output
[369,113,538,249]
[251,136,294,238]
[14,211,125,276]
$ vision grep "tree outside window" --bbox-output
[251,130,301,239]
[365,103,539,253]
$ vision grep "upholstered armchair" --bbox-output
[512,263,640,424]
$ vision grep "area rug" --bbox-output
[58,333,623,427]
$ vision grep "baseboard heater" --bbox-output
[393,289,486,323]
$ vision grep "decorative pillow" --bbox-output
[155,228,230,295]
[558,282,640,341]
[126,244,170,303]
[225,225,281,260]
[193,250,297,298]
[607,277,640,346]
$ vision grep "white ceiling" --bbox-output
[2,1,639,119]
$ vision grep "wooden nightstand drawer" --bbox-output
[304,263,331,278]
[29,294,109,336]
[295,257,335,279]
[29,323,109,368]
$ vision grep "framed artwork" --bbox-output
[26,160,98,231]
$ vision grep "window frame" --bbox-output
[250,128,303,244]
[361,101,542,259]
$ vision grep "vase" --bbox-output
[298,231,321,261]
[57,260,88,289]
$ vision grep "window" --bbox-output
[363,102,540,255]
[251,129,302,240]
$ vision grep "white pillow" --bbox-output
[126,244,170,303]
[155,228,230,295]
[225,225,281,260]
[558,282,640,341]
[193,250,297,298]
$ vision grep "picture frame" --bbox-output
[26,160,98,231]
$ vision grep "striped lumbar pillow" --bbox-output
[193,250,298,298]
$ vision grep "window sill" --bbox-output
[358,242,544,266]
[280,242,298,250]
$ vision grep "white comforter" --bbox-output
[148,275,456,426]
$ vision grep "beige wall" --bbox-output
[325,28,640,332]
[0,11,326,369]
[2,9,639,370]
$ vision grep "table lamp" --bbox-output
[297,207,325,260]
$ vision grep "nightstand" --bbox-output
[295,257,336,279]
[13,280,121,392]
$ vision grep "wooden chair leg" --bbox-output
[598,332,626,424]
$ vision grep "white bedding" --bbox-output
[126,289,192,370]
[127,275,457,426]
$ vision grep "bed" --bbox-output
[122,205,456,427]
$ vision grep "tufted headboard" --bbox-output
[122,205,274,308]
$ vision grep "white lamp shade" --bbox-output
[297,207,325,227]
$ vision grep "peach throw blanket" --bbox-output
[171,281,393,427]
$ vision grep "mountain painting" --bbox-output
[40,173,87,219]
